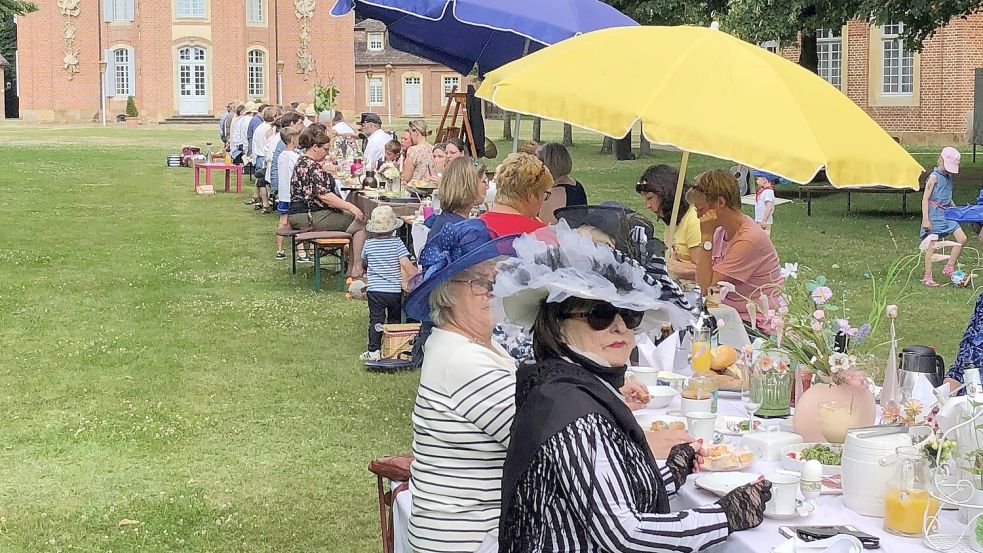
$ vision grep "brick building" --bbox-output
[776,14,983,144]
[353,18,469,121]
[14,0,355,123]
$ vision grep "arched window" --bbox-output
[106,46,135,97]
[247,49,265,98]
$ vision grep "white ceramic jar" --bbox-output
[841,429,912,517]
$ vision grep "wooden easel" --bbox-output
[434,86,478,157]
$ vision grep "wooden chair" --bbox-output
[368,454,413,553]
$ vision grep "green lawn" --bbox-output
[0,121,980,551]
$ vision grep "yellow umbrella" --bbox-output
[477,25,923,243]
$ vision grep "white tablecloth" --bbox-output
[393,396,953,553]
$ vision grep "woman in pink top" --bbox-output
[685,169,783,335]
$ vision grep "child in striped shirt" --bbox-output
[360,206,416,361]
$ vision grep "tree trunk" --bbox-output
[798,30,819,74]
[600,136,613,154]
[532,117,542,143]
[562,123,573,147]
[638,122,651,156]
[503,111,513,141]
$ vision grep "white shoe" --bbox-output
[360,350,381,362]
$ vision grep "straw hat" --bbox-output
[366,205,404,234]
[303,104,318,118]
[244,101,259,113]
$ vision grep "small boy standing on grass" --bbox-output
[360,206,416,362]
[753,169,778,235]
[275,126,303,260]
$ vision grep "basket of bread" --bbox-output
[706,345,743,391]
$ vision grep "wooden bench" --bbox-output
[290,230,353,292]
[798,184,918,216]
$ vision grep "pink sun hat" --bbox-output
[941,146,961,174]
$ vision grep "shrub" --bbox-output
[125,96,139,118]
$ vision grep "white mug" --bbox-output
[764,472,800,516]
[685,412,716,444]
[680,396,712,416]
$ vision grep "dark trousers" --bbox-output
[368,291,403,351]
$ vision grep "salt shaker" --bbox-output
[800,459,822,504]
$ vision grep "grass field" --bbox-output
[1,120,981,551]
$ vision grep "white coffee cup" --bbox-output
[764,472,800,516]
[680,396,712,415]
[685,412,716,444]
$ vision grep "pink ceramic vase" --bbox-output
[792,382,876,442]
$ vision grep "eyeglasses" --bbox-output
[563,302,644,331]
[449,277,494,296]
[316,142,331,149]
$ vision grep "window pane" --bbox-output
[114,49,130,95]
[177,0,205,18]
[247,0,262,22]
[368,33,383,51]
[443,76,459,94]
[368,77,383,105]
[248,50,265,97]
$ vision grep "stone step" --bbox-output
[161,115,221,125]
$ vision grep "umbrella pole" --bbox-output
[512,38,532,154]
[665,151,690,250]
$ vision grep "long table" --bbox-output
[391,396,957,553]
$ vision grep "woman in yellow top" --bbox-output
[635,164,706,280]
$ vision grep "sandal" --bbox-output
[260,207,272,214]
[243,198,259,205]
[943,265,956,277]
[922,276,940,288]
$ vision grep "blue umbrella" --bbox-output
[330,0,637,76]
[946,190,983,223]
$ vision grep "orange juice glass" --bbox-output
[883,446,939,537]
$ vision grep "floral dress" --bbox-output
[288,155,339,216]
[405,143,435,182]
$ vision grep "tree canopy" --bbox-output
[0,0,37,19]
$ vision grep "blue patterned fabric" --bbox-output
[923,169,959,238]
[948,292,983,383]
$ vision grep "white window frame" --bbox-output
[442,75,460,95]
[759,40,778,54]
[367,32,384,52]
[816,28,842,88]
[112,47,134,96]
[247,49,265,98]
[246,0,263,23]
[111,0,132,21]
[881,23,913,95]
[368,76,384,106]
[176,0,205,18]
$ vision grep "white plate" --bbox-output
[715,416,763,436]
[694,471,763,497]
[634,413,688,432]
[780,443,842,476]
[764,500,816,520]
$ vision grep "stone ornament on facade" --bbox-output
[58,0,81,79]
[294,0,315,79]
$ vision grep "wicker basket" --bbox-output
[382,323,421,359]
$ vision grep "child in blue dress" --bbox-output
[921,147,966,287]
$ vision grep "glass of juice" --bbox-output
[884,446,940,537]
[690,329,712,373]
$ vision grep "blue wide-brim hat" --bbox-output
[752,169,780,183]
[405,219,519,322]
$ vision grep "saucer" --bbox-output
[764,500,815,520]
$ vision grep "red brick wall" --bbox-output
[354,66,470,119]
[16,1,354,122]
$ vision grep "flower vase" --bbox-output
[793,381,876,442]
[756,372,792,418]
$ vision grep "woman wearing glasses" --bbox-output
[493,222,772,553]
[479,152,553,237]
[401,119,436,185]
[288,125,367,278]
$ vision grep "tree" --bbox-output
[502,111,513,141]
[531,117,542,143]
[0,0,36,18]
[638,122,651,156]
[562,123,574,147]
[600,136,613,154]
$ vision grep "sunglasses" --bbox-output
[563,302,644,331]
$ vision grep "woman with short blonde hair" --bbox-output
[401,119,435,184]
[478,153,553,237]
[424,158,484,241]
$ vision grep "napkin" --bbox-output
[772,535,863,553]
[636,332,678,372]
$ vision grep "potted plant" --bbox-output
[125,96,140,127]
[312,80,339,122]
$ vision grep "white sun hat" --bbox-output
[492,220,696,336]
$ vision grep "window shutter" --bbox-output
[127,49,136,96]
[103,0,114,21]
[124,0,134,21]
[104,49,115,97]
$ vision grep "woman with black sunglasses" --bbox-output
[493,221,772,553]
